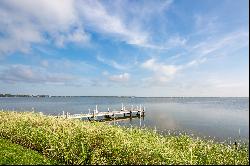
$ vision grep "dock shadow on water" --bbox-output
[86,114,144,123]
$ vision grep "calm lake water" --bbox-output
[0,97,249,142]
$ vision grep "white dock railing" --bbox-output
[59,103,145,120]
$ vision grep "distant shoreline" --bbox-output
[0,95,248,98]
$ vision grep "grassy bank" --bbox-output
[0,111,248,165]
[0,138,58,165]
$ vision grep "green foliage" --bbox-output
[0,111,249,165]
[0,137,58,165]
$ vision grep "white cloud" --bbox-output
[166,35,187,47]
[193,14,218,36]
[0,0,88,55]
[182,58,207,68]
[0,58,96,85]
[141,57,208,86]
[76,0,149,47]
[40,60,49,67]
[0,64,76,84]
[54,28,89,47]
[4,0,77,28]
[96,55,130,70]
[136,35,188,50]
[108,73,130,82]
[206,77,247,89]
[39,58,96,73]
[142,58,178,76]
[102,71,109,76]
[105,0,173,35]
[0,17,44,54]
[188,13,249,58]
[194,31,249,57]
[141,58,179,84]
[0,0,176,56]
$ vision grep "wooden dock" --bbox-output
[59,104,145,120]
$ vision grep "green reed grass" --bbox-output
[0,111,248,165]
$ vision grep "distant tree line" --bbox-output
[0,94,49,97]
[0,94,137,98]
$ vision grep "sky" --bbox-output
[0,0,249,97]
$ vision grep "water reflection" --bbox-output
[108,101,249,142]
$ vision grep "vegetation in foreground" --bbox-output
[0,137,57,165]
[0,111,249,165]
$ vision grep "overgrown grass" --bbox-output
[0,137,58,165]
[0,111,249,165]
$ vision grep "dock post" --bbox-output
[139,114,142,127]
[142,107,145,120]
[96,105,98,113]
[113,114,116,125]
[107,108,110,118]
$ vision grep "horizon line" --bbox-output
[0,94,249,98]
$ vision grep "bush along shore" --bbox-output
[0,111,248,165]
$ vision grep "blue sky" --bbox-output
[0,0,249,97]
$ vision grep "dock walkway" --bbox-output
[59,104,145,120]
